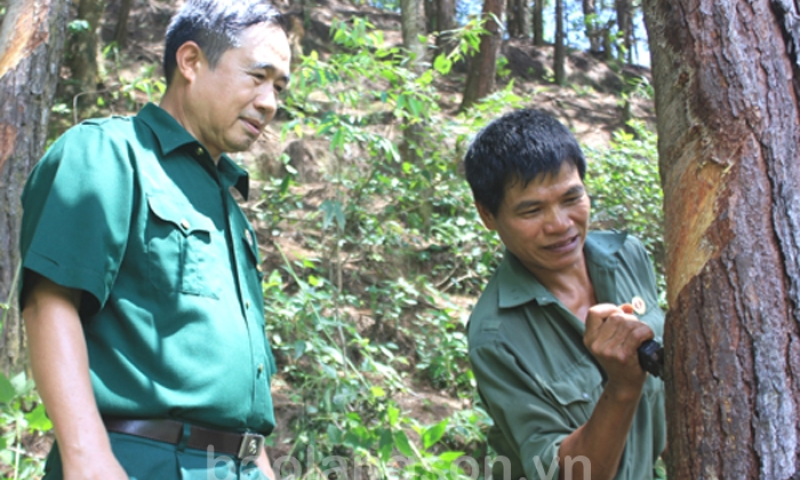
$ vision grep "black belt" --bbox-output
[103,418,265,460]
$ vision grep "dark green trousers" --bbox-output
[43,432,270,480]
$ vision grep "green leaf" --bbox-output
[387,405,399,427]
[371,386,386,398]
[433,55,453,75]
[422,418,448,449]
[25,404,53,433]
[393,430,415,457]
[378,429,394,461]
[438,451,465,463]
[0,373,14,403]
[327,424,343,444]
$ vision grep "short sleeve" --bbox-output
[19,122,134,315]
[470,341,569,479]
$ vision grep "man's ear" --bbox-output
[475,201,497,231]
[173,41,205,84]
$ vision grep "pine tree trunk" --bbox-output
[615,0,631,61]
[64,0,104,91]
[554,0,565,85]
[112,0,133,48]
[400,0,425,68]
[0,0,69,375]
[643,0,800,477]
[532,0,544,46]
[423,0,455,56]
[460,0,505,111]
[506,0,530,38]
[583,0,602,54]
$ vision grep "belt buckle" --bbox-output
[237,432,265,459]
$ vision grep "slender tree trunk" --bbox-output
[583,0,602,54]
[0,0,69,375]
[112,0,133,48]
[532,0,544,46]
[424,0,455,56]
[506,0,530,38]
[643,0,800,477]
[614,0,631,62]
[460,0,505,111]
[64,0,103,91]
[400,0,426,68]
[554,0,565,84]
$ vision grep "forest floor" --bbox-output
[3,0,655,475]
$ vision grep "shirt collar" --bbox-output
[136,103,250,200]
[497,230,628,309]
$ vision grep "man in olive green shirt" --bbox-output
[19,1,290,479]
[463,109,666,479]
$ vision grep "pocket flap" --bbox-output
[147,195,214,235]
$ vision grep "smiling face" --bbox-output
[477,162,591,278]
[184,22,290,159]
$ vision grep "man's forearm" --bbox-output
[23,278,116,470]
[557,381,643,480]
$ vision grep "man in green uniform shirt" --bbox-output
[464,109,666,480]
[19,1,290,479]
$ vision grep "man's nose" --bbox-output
[543,207,572,233]
[253,85,278,119]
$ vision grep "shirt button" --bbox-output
[257,364,264,374]
[195,147,204,156]
[582,392,590,399]
[180,219,190,230]
[246,300,251,309]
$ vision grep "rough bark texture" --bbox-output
[64,0,103,91]
[460,0,504,111]
[643,0,800,477]
[424,0,456,56]
[583,0,602,54]
[615,0,632,61]
[506,0,530,38]
[400,0,425,68]
[532,0,544,46]
[112,0,133,48]
[554,0,565,85]
[0,0,68,374]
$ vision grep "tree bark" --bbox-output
[643,0,800,477]
[583,0,602,54]
[64,0,103,91]
[112,0,133,49]
[460,0,505,111]
[614,0,632,62]
[532,0,544,46]
[553,0,565,85]
[506,0,530,38]
[0,0,69,375]
[423,0,455,57]
[400,0,426,69]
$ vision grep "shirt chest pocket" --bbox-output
[145,195,220,299]
[540,361,604,428]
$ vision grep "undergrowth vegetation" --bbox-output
[0,18,665,480]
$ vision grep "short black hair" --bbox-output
[463,109,586,216]
[163,0,285,85]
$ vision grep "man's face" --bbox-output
[187,22,290,159]
[477,162,591,277]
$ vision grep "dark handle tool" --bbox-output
[637,339,664,378]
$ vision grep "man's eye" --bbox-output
[251,73,265,81]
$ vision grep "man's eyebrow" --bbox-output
[250,62,291,84]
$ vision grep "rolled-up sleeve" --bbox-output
[470,340,571,480]
[20,123,134,315]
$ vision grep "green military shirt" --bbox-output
[468,231,666,480]
[20,103,276,434]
